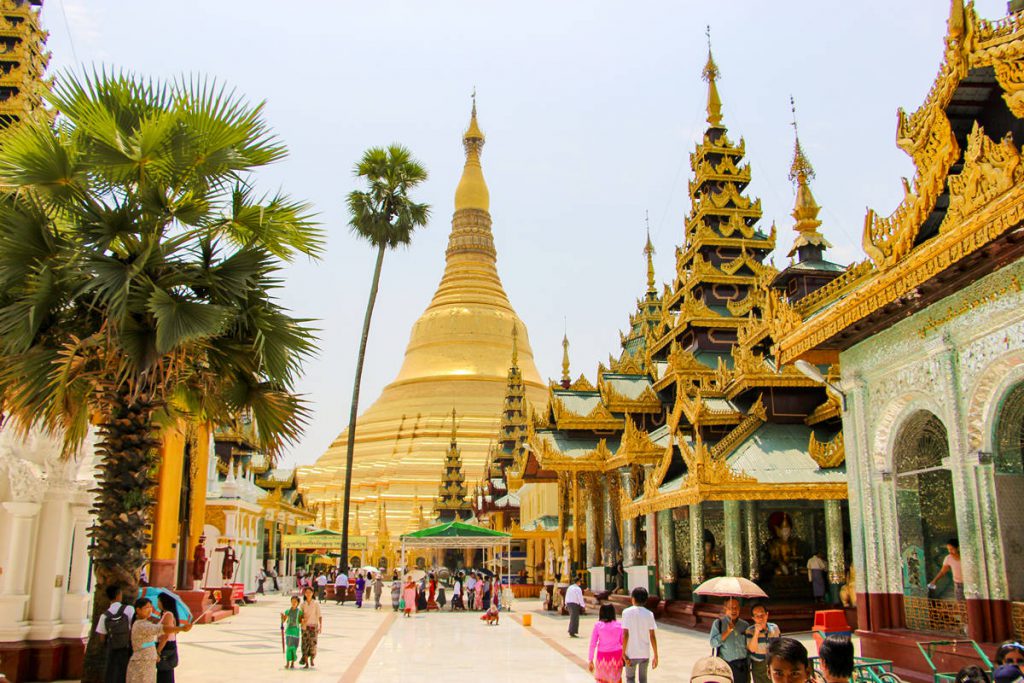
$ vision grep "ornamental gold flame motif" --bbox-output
[299,103,547,539]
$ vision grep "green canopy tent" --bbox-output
[400,521,513,587]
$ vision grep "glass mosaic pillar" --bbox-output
[619,469,638,566]
[825,499,845,603]
[724,500,743,578]
[656,508,676,599]
[602,476,620,567]
[586,478,600,569]
[690,503,705,595]
[744,500,759,580]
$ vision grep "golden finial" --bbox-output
[450,407,458,443]
[456,89,489,212]
[788,96,815,184]
[786,96,830,258]
[703,26,723,127]
[644,211,656,293]
[561,331,571,385]
[511,323,519,367]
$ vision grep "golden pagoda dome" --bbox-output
[299,97,547,543]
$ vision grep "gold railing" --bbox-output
[903,596,968,635]
[1012,601,1024,641]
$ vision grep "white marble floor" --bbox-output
[164,594,825,682]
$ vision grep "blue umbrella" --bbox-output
[142,586,194,623]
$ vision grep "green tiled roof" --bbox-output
[727,423,846,484]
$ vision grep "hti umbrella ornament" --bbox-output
[692,576,768,599]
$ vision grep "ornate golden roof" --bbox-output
[454,96,489,212]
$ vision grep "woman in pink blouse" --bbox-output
[588,603,624,682]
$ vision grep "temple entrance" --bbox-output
[892,410,962,633]
[993,382,1024,604]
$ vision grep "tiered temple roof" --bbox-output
[0,0,47,128]
[433,409,473,522]
[524,41,849,530]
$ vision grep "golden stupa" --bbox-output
[299,101,548,541]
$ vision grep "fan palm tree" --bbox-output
[341,145,429,568]
[0,70,322,682]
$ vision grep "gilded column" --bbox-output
[644,466,657,568]
[656,508,676,600]
[690,503,705,591]
[602,475,619,567]
[151,427,186,588]
[723,500,743,578]
[618,469,637,567]
[744,500,759,580]
[824,499,845,602]
[585,475,600,568]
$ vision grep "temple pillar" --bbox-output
[825,499,845,603]
[27,491,74,642]
[723,500,743,578]
[585,477,599,569]
[618,470,637,567]
[689,503,705,598]
[0,502,41,639]
[656,508,676,600]
[601,475,619,567]
[186,426,212,573]
[744,500,759,580]
[151,427,186,588]
[61,503,93,639]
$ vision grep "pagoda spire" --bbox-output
[561,333,572,388]
[644,212,656,294]
[703,26,724,128]
[787,97,832,260]
[511,323,519,367]
[352,503,362,536]
[433,408,473,522]
[454,89,489,213]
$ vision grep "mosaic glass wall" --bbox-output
[893,411,958,600]
[995,381,1024,601]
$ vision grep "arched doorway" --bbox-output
[993,382,1024,604]
[892,411,962,632]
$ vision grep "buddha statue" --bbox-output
[767,511,801,576]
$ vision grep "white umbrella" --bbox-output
[693,576,768,599]
[405,569,426,582]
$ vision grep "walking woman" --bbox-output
[402,575,418,617]
[355,572,365,609]
[474,575,484,612]
[280,596,303,669]
[126,598,191,683]
[452,573,463,611]
[427,573,438,610]
[391,572,402,611]
[588,604,624,683]
[155,593,181,682]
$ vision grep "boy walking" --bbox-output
[622,587,659,683]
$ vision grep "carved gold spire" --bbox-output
[703,26,723,128]
[0,0,48,127]
[644,213,656,294]
[454,91,489,212]
[353,503,362,536]
[787,97,832,258]
[434,408,473,521]
[561,334,572,386]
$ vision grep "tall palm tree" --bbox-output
[0,71,322,682]
[341,145,429,568]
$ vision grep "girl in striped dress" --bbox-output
[281,596,303,669]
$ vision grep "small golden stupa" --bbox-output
[299,100,547,541]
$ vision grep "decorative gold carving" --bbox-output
[710,396,767,459]
[568,374,596,392]
[809,431,845,469]
[943,123,1023,230]
[994,59,1024,117]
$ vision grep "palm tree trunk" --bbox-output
[81,390,161,683]
[341,243,387,571]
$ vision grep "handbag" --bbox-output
[156,643,179,671]
[399,598,405,610]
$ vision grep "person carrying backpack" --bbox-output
[96,584,135,683]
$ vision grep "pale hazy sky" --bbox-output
[42,0,1008,468]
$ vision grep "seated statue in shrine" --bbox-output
[704,530,723,575]
[767,512,801,576]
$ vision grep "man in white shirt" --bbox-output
[622,586,659,683]
[334,571,349,605]
[564,576,585,637]
[96,584,136,683]
[316,572,328,603]
[929,537,964,600]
